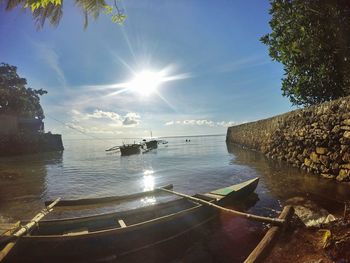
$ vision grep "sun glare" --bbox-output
[128,70,165,97]
[91,64,190,108]
[143,169,155,190]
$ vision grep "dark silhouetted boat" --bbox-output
[119,144,142,156]
[0,178,259,262]
[144,140,158,149]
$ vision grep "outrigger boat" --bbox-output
[44,184,174,207]
[0,178,259,262]
[119,144,142,156]
[143,139,158,149]
[142,132,160,150]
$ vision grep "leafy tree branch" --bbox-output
[262,0,350,106]
[0,0,126,29]
[0,63,47,119]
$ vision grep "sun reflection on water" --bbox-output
[141,169,156,205]
[141,196,156,205]
[143,169,155,191]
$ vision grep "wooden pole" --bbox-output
[244,205,294,263]
[160,188,285,226]
[0,198,60,262]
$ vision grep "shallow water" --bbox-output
[0,135,349,262]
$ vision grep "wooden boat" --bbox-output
[119,144,141,156]
[144,140,158,149]
[44,184,174,207]
[1,178,259,262]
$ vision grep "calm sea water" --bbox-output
[0,135,349,262]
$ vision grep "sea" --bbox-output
[0,135,349,262]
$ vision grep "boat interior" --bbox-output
[27,195,214,237]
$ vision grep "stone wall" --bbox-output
[226,96,350,182]
[0,133,64,156]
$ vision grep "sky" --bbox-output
[0,0,294,139]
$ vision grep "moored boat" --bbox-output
[44,184,174,207]
[144,140,158,149]
[1,178,259,262]
[119,144,141,156]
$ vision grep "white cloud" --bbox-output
[71,109,141,130]
[85,110,123,122]
[65,122,86,133]
[165,121,174,126]
[64,122,123,135]
[216,121,236,127]
[122,112,141,127]
[164,119,237,128]
[182,119,215,126]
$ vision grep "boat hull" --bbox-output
[145,140,158,149]
[2,178,259,262]
[119,145,141,156]
[5,204,214,262]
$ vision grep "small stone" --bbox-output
[321,173,335,179]
[343,119,350,126]
[340,163,350,169]
[341,144,349,152]
[332,125,341,133]
[341,126,350,131]
[297,154,304,162]
[336,169,350,182]
[344,131,350,139]
[330,152,342,162]
[316,147,328,155]
[340,137,350,145]
[343,152,350,163]
[310,152,320,163]
[319,155,330,166]
[304,158,312,167]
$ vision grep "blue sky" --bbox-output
[0,0,294,138]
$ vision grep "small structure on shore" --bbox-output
[0,114,63,156]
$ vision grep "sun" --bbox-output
[128,70,165,97]
[90,64,191,107]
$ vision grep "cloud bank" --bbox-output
[164,119,237,128]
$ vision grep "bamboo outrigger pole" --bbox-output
[160,188,285,226]
[0,198,61,262]
[244,205,294,263]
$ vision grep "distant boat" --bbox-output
[142,131,159,150]
[119,144,142,156]
[143,139,158,149]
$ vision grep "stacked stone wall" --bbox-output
[226,96,350,182]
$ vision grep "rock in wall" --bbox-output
[226,96,350,182]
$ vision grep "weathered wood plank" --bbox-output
[244,205,295,263]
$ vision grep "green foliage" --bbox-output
[24,0,62,12]
[261,0,350,106]
[0,63,47,119]
[1,0,126,29]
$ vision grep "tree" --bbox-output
[261,0,350,106]
[0,63,47,119]
[0,0,126,29]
